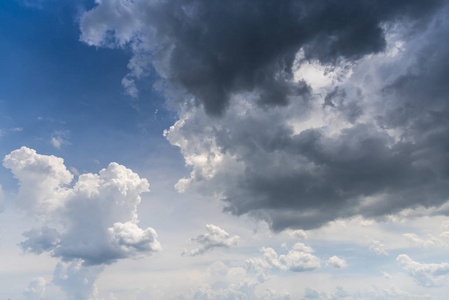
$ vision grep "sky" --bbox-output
[1,0,449,299]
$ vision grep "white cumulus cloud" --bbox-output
[327,256,348,269]
[184,224,239,256]
[397,254,449,287]
[3,147,161,298]
[246,242,321,281]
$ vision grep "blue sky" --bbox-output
[2,0,449,299]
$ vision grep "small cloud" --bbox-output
[50,130,70,149]
[184,224,239,256]
[246,242,321,279]
[369,240,388,256]
[327,256,348,269]
[403,233,437,248]
[122,76,139,98]
[285,229,308,240]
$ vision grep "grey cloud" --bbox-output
[20,226,61,255]
[165,4,449,231]
[80,0,443,115]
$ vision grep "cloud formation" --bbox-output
[53,260,105,300]
[184,224,239,256]
[24,277,46,300]
[51,130,71,149]
[327,256,347,269]
[79,0,449,232]
[397,254,449,287]
[80,0,443,115]
[246,242,321,281]
[369,240,388,256]
[4,147,160,298]
[163,4,449,230]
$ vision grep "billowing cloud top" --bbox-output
[4,147,161,266]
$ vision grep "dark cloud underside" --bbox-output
[83,0,443,115]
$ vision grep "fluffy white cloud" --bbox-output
[184,224,239,256]
[4,147,160,298]
[246,242,321,281]
[24,277,46,300]
[397,254,449,287]
[327,256,347,269]
[3,146,73,215]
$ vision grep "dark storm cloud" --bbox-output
[164,2,449,230]
[82,0,443,115]
[83,0,449,230]
[215,9,449,230]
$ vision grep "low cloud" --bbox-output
[397,254,449,287]
[304,285,429,300]
[192,281,290,300]
[369,240,389,256]
[285,229,308,240]
[53,260,104,300]
[327,256,347,269]
[24,277,46,300]
[184,224,239,256]
[246,242,321,281]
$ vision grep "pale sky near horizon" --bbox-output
[1,0,449,299]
